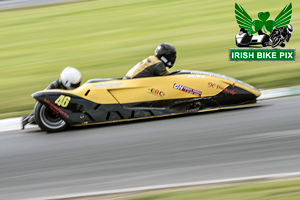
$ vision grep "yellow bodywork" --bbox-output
[46,73,261,105]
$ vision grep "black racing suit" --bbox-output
[269,27,291,47]
[46,79,66,90]
[22,79,66,129]
[123,56,169,79]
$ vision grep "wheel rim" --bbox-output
[39,105,66,129]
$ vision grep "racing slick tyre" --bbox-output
[34,102,68,133]
[280,43,286,47]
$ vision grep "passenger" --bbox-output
[123,43,177,79]
[21,67,82,129]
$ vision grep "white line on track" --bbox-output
[0,118,36,133]
[24,171,300,200]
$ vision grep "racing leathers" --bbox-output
[123,56,169,79]
[46,79,67,90]
[269,27,292,48]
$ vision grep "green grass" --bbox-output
[125,179,300,200]
[0,0,299,117]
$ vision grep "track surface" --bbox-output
[1,96,300,200]
[0,0,72,9]
[2,1,299,198]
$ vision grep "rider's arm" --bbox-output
[45,79,62,89]
[154,62,169,76]
[161,70,169,76]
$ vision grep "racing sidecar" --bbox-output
[32,70,261,132]
[236,29,268,47]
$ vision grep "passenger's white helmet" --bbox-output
[60,67,82,89]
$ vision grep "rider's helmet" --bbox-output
[287,24,293,34]
[60,67,82,89]
[240,28,248,35]
[154,43,177,68]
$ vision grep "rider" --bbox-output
[21,66,82,129]
[123,43,177,79]
[269,24,293,48]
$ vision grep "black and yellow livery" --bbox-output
[32,70,261,132]
[123,56,169,79]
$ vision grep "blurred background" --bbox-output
[0,0,299,118]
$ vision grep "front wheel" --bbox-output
[34,102,68,132]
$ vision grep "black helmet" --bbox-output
[154,43,177,68]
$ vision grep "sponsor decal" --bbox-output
[208,82,238,95]
[55,95,71,107]
[92,82,122,88]
[173,83,202,97]
[188,74,206,78]
[187,75,201,78]
[208,82,217,88]
[230,3,295,62]
[148,88,165,98]
[44,98,70,118]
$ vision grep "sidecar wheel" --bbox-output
[34,102,68,133]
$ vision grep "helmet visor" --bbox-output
[70,81,81,89]
[167,53,176,68]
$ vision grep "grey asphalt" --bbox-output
[0,0,72,9]
[0,96,300,200]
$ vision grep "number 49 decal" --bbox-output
[55,95,71,107]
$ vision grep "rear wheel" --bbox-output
[34,102,68,132]
[262,36,268,47]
